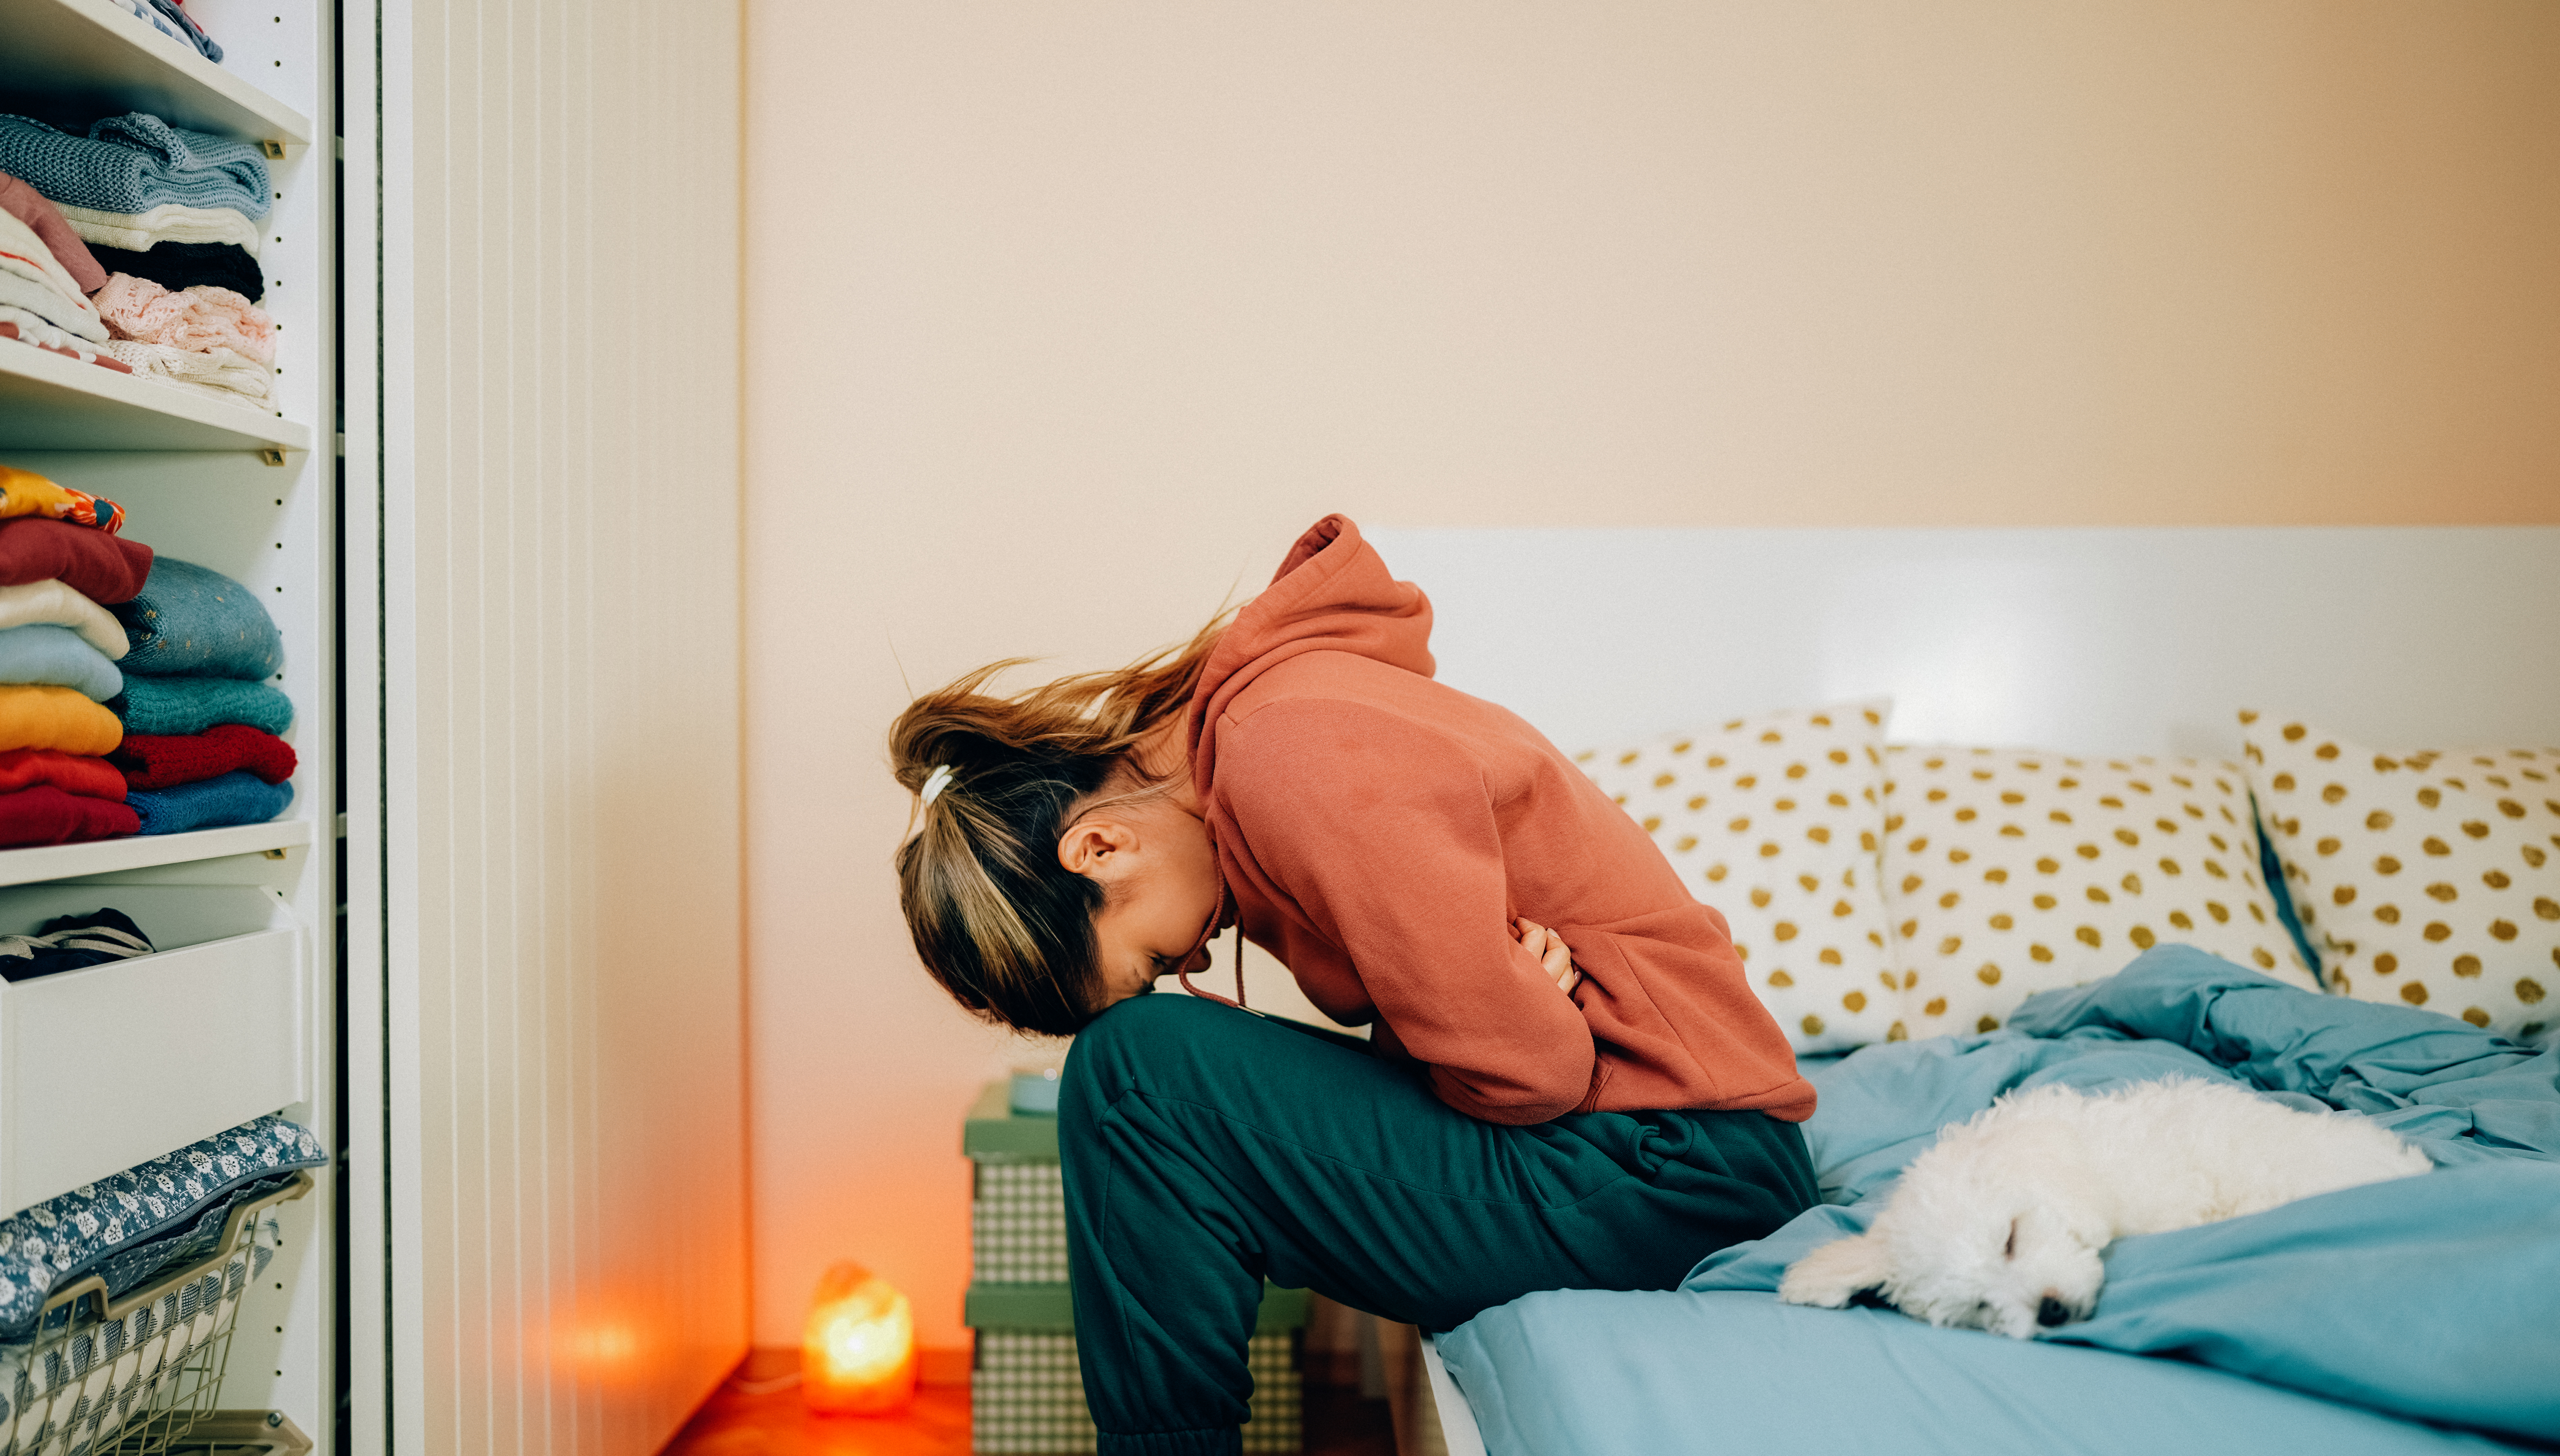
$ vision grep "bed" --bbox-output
[1361,526,2560,1456]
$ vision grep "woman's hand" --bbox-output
[1513,918,1581,997]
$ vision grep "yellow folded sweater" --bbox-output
[0,684,123,755]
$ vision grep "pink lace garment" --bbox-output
[93,274,276,365]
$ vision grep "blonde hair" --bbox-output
[889,613,1229,1034]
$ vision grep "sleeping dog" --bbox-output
[1777,1078,2431,1338]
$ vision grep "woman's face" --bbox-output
[1056,792,1223,1012]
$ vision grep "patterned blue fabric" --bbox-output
[0,1115,323,1342]
[126,770,292,836]
[109,557,285,680]
[0,1205,283,1439]
[87,1173,294,1300]
[0,624,122,703]
[0,114,268,219]
[108,677,292,737]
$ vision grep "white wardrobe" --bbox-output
[345,0,751,1453]
[1,0,341,1446]
[1,0,747,1453]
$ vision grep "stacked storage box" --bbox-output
[964,1081,1307,1455]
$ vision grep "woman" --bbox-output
[893,516,1816,1456]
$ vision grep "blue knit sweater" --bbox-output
[0,114,270,218]
[111,557,285,679]
[127,770,293,836]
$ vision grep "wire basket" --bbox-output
[1,1173,309,1456]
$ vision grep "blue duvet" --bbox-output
[1440,947,2560,1454]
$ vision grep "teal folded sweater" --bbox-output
[110,557,285,679]
[110,677,292,737]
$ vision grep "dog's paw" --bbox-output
[1777,1233,1892,1308]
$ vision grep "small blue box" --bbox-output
[1009,1068,1062,1116]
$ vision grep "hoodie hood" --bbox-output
[1185,515,1433,803]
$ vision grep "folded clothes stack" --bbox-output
[0,112,273,402]
[0,906,152,983]
[107,553,295,836]
[100,0,225,62]
[0,464,297,849]
[0,467,153,847]
[0,178,123,372]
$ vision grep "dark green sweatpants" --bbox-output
[1058,993,1818,1456]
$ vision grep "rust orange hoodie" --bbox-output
[1186,515,1816,1126]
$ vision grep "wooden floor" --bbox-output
[659,1352,1396,1456]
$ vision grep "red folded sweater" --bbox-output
[0,747,126,800]
[110,723,297,791]
[0,518,155,603]
[0,785,138,846]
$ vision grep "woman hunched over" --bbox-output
[890,514,1817,1456]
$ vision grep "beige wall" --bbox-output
[743,0,2560,1346]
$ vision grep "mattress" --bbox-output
[1436,946,2560,1456]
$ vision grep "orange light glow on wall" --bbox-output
[802,1262,917,1414]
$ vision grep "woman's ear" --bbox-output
[1057,818,1140,881]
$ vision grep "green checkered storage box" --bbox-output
[966,1083,1306,1455]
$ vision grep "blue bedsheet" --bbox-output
[1439,947,2560,1455]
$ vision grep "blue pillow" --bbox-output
[0,1114,324,1342]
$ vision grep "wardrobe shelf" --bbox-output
[0,0,312,148]
[0,816,313,888]
[0,340,311,453]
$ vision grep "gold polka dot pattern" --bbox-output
[1880,746,2318,1038]
[1576,700,1897,1053]
[2244,713,2560,1040]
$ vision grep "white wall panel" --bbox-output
[1370,527,2560,757]
[367,0,748,1451]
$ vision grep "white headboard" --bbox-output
[1366,527,2560,758]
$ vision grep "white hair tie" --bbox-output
[920,764,957,806]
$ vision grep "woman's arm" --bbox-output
[1213,698,1601,1124]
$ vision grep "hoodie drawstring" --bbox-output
[1175,840,1251,1011]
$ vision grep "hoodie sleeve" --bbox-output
[1213,697,1599,1124]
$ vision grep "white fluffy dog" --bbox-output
[1778,1078,2431,1338]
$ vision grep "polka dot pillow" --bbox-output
[2245,713,2558,1039]
[1575,701,1898,1053]
[1881,748,2320,1039]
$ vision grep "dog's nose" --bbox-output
[2036,1296,2071,1328]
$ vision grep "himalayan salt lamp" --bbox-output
[802,1262,917,1414]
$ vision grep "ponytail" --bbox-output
[889,613,1228,1035]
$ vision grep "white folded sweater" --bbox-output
[0,580,129,659]
[0,211,108,342]
[56,201,261,256]
[101,339,272,404]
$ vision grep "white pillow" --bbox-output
[2244,713,2558,1039]
[1575,701,1899,1053]
[1880,747,2321,1037]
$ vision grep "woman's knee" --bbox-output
[1061,992,1233,1112]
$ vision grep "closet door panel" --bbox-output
[371,0,747,1451]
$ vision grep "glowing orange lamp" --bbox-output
[802,1262,917,1414]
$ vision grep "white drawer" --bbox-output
[0,885,305,1214]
